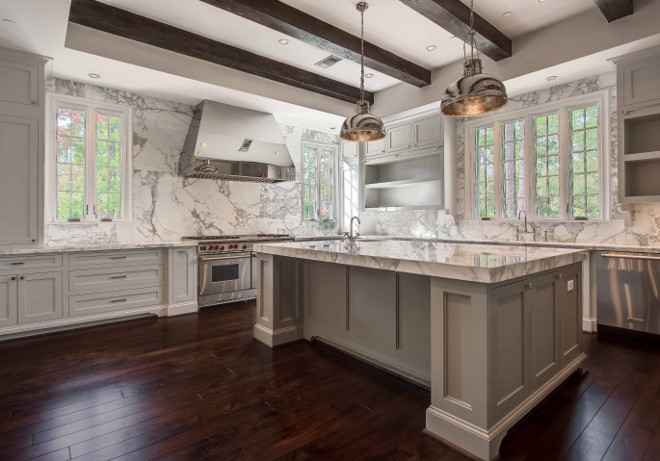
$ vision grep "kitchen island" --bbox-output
[253,239,588,461]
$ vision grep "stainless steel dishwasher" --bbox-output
[596,251,660,335]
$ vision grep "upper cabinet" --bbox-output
[340,139,359,159]
[613,45,660,203]
[0,46,48,247]
[364,111,443,161]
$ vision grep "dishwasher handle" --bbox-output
[601,253,660,261]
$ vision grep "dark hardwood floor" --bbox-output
[0,302,658,461]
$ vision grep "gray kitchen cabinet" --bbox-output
[529,272,560,389]
[0,114,39,246]
[490,279,531,421]
[387,123,412,152]
[364,135,386,159]
[412,114,443,150]
[340,140,359,160]
[17,271,63,324]
[0,275,18,328]
[557,265,582,367]
[170,247,196,303]
[0,47,47,247]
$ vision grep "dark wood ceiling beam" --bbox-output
[201,0,431,88]
[592,0,633,22]
[398,0,511,62]
[68,0,372,105]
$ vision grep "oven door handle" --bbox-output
[200,254,251,262]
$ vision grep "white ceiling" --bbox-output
[0,0,612,132]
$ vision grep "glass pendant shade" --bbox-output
[441,58,508,117]
[340,101,386,142]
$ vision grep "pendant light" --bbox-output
[340,2,386,142]
[441,0,508,117]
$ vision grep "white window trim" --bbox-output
[464,90,610,222]
[339,142,361,233]
[301,141,339,222]
[45,93,133,224]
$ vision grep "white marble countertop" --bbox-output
[0,241,197,256]
[254,240,588,283]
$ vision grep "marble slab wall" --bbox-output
[365,72,660,246]
[45,78,339,244]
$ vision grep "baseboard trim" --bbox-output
[426,353,587,460]
[167,300,198,316]
[253,323,303,347]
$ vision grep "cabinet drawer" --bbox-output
[0,255,63,272]
[69,265,164,293]
[68,249,164,267]
[69,286,163,317]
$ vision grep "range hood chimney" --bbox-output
[179,101,295,183]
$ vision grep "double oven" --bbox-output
[184,234,293,307]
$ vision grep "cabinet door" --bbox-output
[622,56,660,108]
[490,280,531,420]
[0,58,39,106]
[387,124,412,152]
[17,272,63,325]
[0,115,38,245]
[341,140,359,159]
[413,115,443,149]
[529,272,560,389]
[365,136,386,158]
[557,266,581,367]
[171,248,196,303]
[0,275,17,328]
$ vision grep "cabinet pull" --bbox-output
[601,253,660,261]
[110,256,128,260]
[10,277,16,281]
[626,317,646,323]
[10,262,24,265]
[19,276,24,280]
[524,282,533,289]
[110,275,127,279]
[110,298,127,303]
[555,273,563,280]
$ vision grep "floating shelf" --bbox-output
[623,151,660,162]
[364,177,443,189]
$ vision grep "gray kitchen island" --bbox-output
[253,239,588,461]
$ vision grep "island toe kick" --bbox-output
[253,243,588,461]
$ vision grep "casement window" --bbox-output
[466,91,609,221]
[48,95,132,222]
[302,142,337,221]
[341,156,360,233]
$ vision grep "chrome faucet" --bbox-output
[516,210,535,241]
[344,216,361,245]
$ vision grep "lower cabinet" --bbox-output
[0,275,18,328]
[69,286,163,318]
[170,247,195,303]
[490,264,581,422]
[0,271,63,326]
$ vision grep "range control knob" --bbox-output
[220,246,225,250]
[242,244,248,249]
[214,245,220,250]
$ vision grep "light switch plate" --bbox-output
[567,280,574,292]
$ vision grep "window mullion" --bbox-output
[493,122,503,218]
[525,115,535,219]
[559,107,570,220]
[86,108,97,220]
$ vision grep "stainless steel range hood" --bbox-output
[179,101,295,183]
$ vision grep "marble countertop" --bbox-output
[0,241,197,256]
[254,240,588,283]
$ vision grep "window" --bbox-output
[50,95,131,222]
[302,142,337,221]
[341,156,360,233]
[466,92,608,221]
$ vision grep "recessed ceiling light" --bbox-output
[200,141,208,148]
[537,0,548,3]
[365,73,374,78]
[88,73,101,79]
[278,38,289,45]
[503,11,512,17]
[274,150,281,155]
[426,45,437,51]
[546,75,559,81]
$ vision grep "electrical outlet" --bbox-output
[567,280,574,292]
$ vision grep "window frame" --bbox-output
[301,141,339,222]
[464,90,609,222]
[46,94,132,223]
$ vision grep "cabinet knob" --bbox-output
[524,282,533,289]
[555,273,564,280]
[19,276,24,280]
[10,277,16,281]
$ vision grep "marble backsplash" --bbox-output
[366,72,660,247]
[45,78,339,244]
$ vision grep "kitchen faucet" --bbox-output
[516,210,535,241]
[344,216,361,246]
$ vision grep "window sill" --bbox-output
[50,220,132,225]
[464,217,611,224]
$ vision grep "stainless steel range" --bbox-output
[183,234,293,307]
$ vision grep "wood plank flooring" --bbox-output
[0,302,658,460]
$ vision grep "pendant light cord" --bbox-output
[360,6,365,103]
[463,0,479,62]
